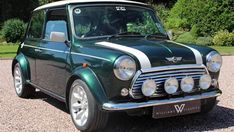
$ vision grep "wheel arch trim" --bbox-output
[66,67,108,109]
[12,53,30,81]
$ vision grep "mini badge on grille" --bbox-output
[166,56,182,63]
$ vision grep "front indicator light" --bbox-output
[121,88,129,96]
[211,79,218,88]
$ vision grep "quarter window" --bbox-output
[27,11,45,39]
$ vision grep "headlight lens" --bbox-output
[113,56,136,81]
[206,51,222,72]
[199,74,212,90]
[164,78,179,94]
[181,77,194,93]
[141,79,157,96]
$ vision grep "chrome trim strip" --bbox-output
[23,44,110,61]
[21,42,24,48]
[24,44,69,53]
[129,70,142,99]
[140,69,205,77]
[167,41,203,64]
[137,72,205,81]
[141,64,206,73]
[102,90,221,111]
[96,41,151,68]
[70,52,110,62]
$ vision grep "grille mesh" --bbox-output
[130,65,207,99]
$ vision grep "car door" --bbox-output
[35,8,70,98]
[22,10,45,83]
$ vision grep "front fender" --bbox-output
[12,53,30,80]
[70,67,108,106]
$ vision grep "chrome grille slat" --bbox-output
[138,72,204,80]
[139,69,205,78]
[133,78,200,87]
[134,75,202,84]
[130,64,208,99]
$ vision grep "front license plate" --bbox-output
[152,100,201,119]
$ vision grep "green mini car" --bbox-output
[12,0,222,131]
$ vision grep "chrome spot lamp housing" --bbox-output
[141,79,157,96]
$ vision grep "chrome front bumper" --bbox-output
[102,90,222,111]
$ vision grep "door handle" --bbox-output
[34,49,42,52]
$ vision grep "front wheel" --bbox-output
[69,79,108,132]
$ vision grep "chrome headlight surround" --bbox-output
[113,56,136,81]
[206,51,222,72]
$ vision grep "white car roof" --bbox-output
[34,0,147,11]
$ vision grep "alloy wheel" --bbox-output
[14,66,23,94]
[70,83,89,126]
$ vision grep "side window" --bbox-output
[44,9,68,41]
[27,11,45,39]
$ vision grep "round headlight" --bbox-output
[164,78,179,94]
[206,51,222,72]
[180,77,194,93]
[114,56,136,81]
[141,79,157,96]
[199,75,212,90]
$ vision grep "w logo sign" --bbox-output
[174,104,185,113]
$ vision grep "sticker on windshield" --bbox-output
[74,8,81,14]
[116,6,126,11]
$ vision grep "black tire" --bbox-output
[201,97,217,113]
[69,79,109,132]
[13,63,35,98]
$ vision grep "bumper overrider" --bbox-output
[103,90,221,111]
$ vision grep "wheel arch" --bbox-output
[65,67,108,110]
[12,53,30,80]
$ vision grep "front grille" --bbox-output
[130,64,208,99]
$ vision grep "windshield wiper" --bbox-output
[144,33,168,39]
[107,32,142,40]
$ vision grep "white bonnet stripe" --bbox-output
[168,41,203,64]
[96,41,151,68]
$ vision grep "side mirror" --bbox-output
[50,31,66,42]
[167,30,173,40]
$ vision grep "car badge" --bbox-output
[166,56,182,63]
[174,104,185,113]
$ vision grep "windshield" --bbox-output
[72,5,166,38]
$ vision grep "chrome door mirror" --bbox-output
[167,30,173,40]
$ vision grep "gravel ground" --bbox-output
[0,56,234,132]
